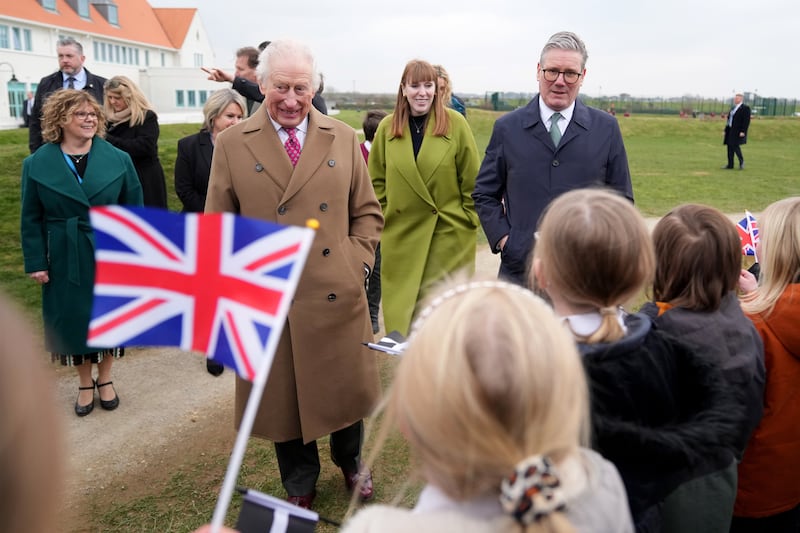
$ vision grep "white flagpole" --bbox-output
[209,220,317,533]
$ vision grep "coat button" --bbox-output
[255,163,263,172]
[328,160,335,167]
[322,248,330,256]
[320,203,328,212]
[278,205,287,215]
[552,160,560,167]
[431,209,438,214]
[327,293,337,301]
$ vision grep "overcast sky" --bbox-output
[150,0,799,99]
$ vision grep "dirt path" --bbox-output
[57,245,500,532]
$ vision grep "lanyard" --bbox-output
[62,152,83,184]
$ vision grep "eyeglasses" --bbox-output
[73,111,98,120]
[541,68,582,84]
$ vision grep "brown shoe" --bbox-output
[286,489,316,510]
[343,466,374,501]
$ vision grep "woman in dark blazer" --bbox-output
[175,88,246,213]
[20,89,143,417]
[103,76,168,208]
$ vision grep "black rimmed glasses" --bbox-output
[541,68,582,84]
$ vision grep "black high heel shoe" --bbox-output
[75,384,95,417]
[96,380,120,411]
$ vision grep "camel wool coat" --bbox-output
[206,108,383,444]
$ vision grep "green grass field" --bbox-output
[1,109,798,531]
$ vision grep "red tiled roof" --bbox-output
[153,8,195,49]
[0,0,196,49]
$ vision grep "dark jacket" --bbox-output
[20,139,143,353]
[579,313,740,532]
[640,292,765,458]
[723,104,751,146]
[174,130,213,212]
[473,96,632,284]
[105,109,168,208]
[28,68,107,153]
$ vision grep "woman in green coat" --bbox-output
[21,90,143,417]
[369,60,480,335]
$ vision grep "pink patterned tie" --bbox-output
[284,127,301,166]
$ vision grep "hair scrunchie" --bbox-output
[499,455,566,525]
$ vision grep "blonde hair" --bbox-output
[202,88,247,132]
[389,59,450,138]
[359,278,588,532]
[741,197,800,316]
[40,89,106,144]
[433,64,453,105]
[532,188,655,343]
[103,75,154,126]
[0,293,63,533]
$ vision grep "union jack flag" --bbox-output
[87,206,314,381]
[736,211,759,258]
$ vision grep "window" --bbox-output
[42,0,56,10]
[107,5,118,25]
[121,47,127,64]
[188,91,196,107]
[193,53,203,68]
[134,49,139,65]
[176,90,185,107]
[0,26,7,49]
[114,45,120,63]
[77,0,89,18]
[93,41,99,59]
[100,42,107,62]
[12,27,20,50]
[199,90,208,105]
[160,52,165,67]
[23,29,31,51]
[144,50,149,67]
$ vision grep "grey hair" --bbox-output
[540,31,588,70]
[255,39,320,92]
[203,88,247,131]
[57,36,83,55]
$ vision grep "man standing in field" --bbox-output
[723,93,751,170]
[473,31,632,286]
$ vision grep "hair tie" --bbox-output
[499,455,566,525]
[599,305,618,316]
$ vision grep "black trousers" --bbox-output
[727,142,744,167]
[730,504,800,533]
[367,243,381,333]
[273,420,363,496]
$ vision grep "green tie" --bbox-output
[549,112,562,146]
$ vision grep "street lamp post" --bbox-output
[0,62,18,82]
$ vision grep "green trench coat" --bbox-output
[369,108,480,335]
[21,139,144,354]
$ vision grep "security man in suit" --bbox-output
[28,37,106,153]
[723,93,751,170]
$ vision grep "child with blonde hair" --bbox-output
[531,189,738,532]
[342,279,633,532]
[732,197,800,533]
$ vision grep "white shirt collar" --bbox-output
[269,114,309,148]
[539,96,576,126]
[363,140,372,152]
[62,68,87,87]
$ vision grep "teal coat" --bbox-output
[369,108,480,335]
[21,139,144,354]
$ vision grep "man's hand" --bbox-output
[201,67,233,83]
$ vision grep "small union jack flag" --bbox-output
[736,211,759,259]
[87,206,314,381]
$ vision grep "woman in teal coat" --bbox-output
[21,90,143,417]
[369,60,480,335]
